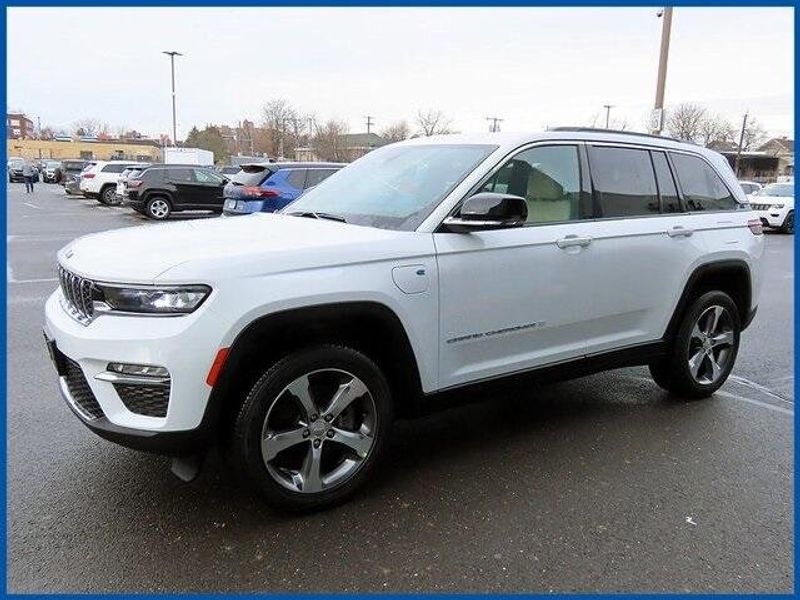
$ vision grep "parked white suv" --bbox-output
[80,161,148,205]
[44,130,764,510]
[748,182,795,234]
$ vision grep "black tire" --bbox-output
[781,210,794,234]
[100,185,119,205]
[649,291,741,399]
[145,196,172,220]
[229,344,393,512]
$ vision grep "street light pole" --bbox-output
[163,51,183,146]
[653,7,673,135]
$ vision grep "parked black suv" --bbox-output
[124,165,228,220]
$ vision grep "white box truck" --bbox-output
[164,147,214,166]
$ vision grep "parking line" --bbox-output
[728,375,794,405]
[23,202,41,210]
[9,277,58,284]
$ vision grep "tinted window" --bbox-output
[102,163,131,174]
[652,151,681,213]
[305,168,338,189]
[194,168,224,184]
[140,168,162,182]
[589,146,658,217]
[482,145,583,224]
[286,169,307,189]
[231,165,274,186]
[670,153,737,211]
[167,167,194,183]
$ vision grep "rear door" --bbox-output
[578,144,708,354]
[193,168,226,209]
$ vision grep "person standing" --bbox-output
[21,160,35,193]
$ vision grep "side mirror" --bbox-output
[443,192,528,232]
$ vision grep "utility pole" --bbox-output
[652,7,673,135]
[603,105,614,129]
[162,51,183,146]
[735,112,749,177]
[486,116,504,133]
[364,115,374,135]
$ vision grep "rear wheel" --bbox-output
[649,291,740,399]
[145,197,171,220]
[781,210,794,234]
[229,345,393,512]
[100,185,119,205]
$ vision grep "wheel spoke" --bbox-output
[323,378,369,420]
[286,374,317,420]
[299,444,323,493]
[708,354,722,381]
[261,427,307,461]
[330,427,373,459]
[707,306,724,334]
[690,322,705,343]
[710,330,734,348]
[688,349,705,378]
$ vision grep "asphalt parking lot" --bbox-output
[7,183,794,592]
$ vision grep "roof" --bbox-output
[759,137,794,153]
[239,161,346,169]
[339,132,387,148]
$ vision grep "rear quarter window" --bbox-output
[670,153,737,212]
[286,169,307,188]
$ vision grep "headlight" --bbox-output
[774,204,785,209]
[96,284,211,314]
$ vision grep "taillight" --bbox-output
[82,173,95,179]
[241,186,279,198]
[748,218,763,235]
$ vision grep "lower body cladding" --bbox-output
[43,289,231,457]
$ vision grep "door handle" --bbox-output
[556,235,592,249]
[667,226,694,238]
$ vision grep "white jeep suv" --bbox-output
[749,182,795,234]
[80,160,148,205]
[44,130,764,511]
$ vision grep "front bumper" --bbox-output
[752,205,791,228]
[44,288,232,453]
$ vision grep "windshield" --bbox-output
[760,183,794,197]
[284,144,496,230]
[230,164,274,186]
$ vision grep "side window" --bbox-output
[286,169,307,189]
[305,169,337,189]
[589,146,659,217]
[194,169,223,184]
[141,169,161,182]
[102,163,127,174]
[168,168,195,183]
[481,145,583,224]
[651,151,681,213]
[670,153,737,212]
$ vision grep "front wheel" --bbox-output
[229,345,393,511]
[145,197,172,220]
[649,291,741,399]
[781,211,794,234]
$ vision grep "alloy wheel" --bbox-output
[260,368,377,494]
[687,305,735,385]
[149,199,169,219]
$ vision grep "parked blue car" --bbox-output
[222,162,344,215]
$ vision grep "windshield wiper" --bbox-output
[287,211,347,223]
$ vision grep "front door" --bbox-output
[192,168,226,209]
[434,143,596,389]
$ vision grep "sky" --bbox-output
[6,7,794,141]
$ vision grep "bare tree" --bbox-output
[261,99,300,158]
[72,118,109,138]
[665,103,707,142]
[698,114,734,147]
[739,116,767,151]
[313,119,353,162]
[380,120,411,143]
[415,109,453,137]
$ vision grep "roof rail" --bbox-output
[549,127,692,145]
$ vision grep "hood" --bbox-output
[58,213,424,283]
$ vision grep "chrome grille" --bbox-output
[751,203,771,211]
[58,265,97,324]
